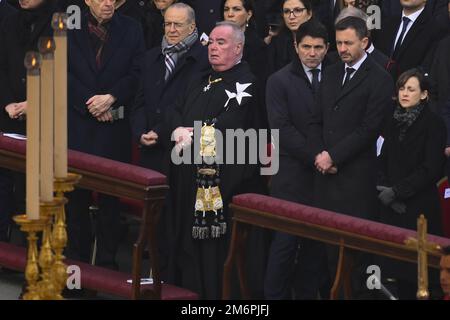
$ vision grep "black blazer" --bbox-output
[183,0,222,35]
[375,8,448,79]
[308,55,394,218]
[130,41,209,172]
[431,36,450,144]
[266,58,317,204]
[0,0,15,26]
[267,28,297,76]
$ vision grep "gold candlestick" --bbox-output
[38,199,65,300]
[51,173,81,298]
[13,215,48,300]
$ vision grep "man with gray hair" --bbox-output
[162,20,263,299]
[131,2,209,173]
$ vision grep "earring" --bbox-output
[246,20,249,28]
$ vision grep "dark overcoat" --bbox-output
[67,12,145,162]
[130,40,209,172]
[308,55,394,219]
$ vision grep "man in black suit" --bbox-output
[334,6,389,68]
[265,20,331,299]
[375,0,448,80]
[309,16,393,296]
[131,2,209,173]
[66,0,144,268]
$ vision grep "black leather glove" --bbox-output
[390,200,406,214]
[376,186,396,206]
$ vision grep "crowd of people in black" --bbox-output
[0,0,449,300]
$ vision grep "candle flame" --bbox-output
[59,19,64,30]
[31,57,37,67]
[46,40,52,49]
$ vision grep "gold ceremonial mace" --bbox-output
[404,215,441,300]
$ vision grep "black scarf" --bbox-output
[393,102,425,141]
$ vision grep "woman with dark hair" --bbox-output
[377,68,446,299]
[267,0,312,75]
[222,0,268,87]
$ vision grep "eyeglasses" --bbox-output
[163,22,188,29]
[282,7,307,17]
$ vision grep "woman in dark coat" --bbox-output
[266,0,312,75]
[221,0,268,84]
[378,68,447,299]
[145,0,177,49]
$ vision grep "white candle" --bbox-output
[52,13,68,178]
[24,52,42,220]
[38,38,55,202]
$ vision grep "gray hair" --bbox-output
[214,21,246,47]
[335,6,368,25]
[166,2,196,24]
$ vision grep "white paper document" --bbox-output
[2,133,26,140]
[126,278,163,285]
[444,188,450,199]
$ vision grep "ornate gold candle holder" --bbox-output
[13,215,48,300]
[52,173,81,297]
[38,199,65,299]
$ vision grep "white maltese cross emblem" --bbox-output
[224,82,252,109]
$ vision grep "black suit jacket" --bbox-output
[183,0,222,35]
[431,36,450,144]
[375,8,448,79]
[130,41,209,172]
[308,55,394,218]
[266,58,317,204]
[0,0,15,26]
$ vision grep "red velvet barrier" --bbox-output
[0,242,198,300]
[232,193,450,248]
[0,135,166,186]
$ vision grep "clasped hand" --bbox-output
[86,94,116,122]
[314,151,337,175]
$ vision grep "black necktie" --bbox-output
[391,16,411,57]
[343,67,355,87]
[310,68,320,93]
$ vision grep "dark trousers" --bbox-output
[66,189,121,268]
[0,168,14,241]
[264,232,330,299]
[0,169,25,241]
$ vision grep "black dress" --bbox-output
[267,27,297,76]
[163,62,262,299]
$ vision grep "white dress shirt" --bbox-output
[393,7,425,49]
[342,52,367,85]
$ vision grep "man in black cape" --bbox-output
[163,21,264,299]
